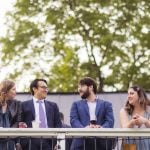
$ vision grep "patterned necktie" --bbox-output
[38,101,46,128]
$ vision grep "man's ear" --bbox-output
[89,85,93,91]
[32,87,37,93]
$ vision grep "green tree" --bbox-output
[0,0,149,92]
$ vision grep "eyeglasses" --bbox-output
[38,86,49,90]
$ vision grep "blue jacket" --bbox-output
[70,99,114,150]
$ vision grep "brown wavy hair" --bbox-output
[125,85,150,115]
[0,80,15,106]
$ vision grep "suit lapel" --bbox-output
[7,100,15,118]
[30,100,36,119]
[95,100,102,116]
[82,100,90,117]
[44,100,52,127]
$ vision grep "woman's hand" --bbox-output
[133,114,148,127]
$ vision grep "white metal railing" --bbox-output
[0,128,150,149]
[1,128,150,137]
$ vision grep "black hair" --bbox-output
[30,79,47,95]
[79,77,97,94]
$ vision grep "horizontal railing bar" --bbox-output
[0,128,150,138]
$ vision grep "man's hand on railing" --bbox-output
[19,122,27,128]
[85,124,101,128]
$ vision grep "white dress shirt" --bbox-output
[33,97,48,128]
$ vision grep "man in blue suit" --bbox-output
[21,79,62,150]
[70,77,114,150]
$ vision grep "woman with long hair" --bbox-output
[120,85,150,149]
[0,80,22,150]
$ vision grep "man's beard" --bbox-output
[80,89,90,99]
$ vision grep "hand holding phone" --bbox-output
[90,120,97,125]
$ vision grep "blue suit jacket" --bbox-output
[22,99,62,128]
[70,99,114,128]
[70,99,114,150]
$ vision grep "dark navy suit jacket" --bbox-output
[21,99,62,150]
[22,99,62,128]
[70,99,114,150]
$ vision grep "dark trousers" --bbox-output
[21,138,55,150]
[71,138,115,150]
[0,140,15,150]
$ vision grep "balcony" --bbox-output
[0,128,150,150]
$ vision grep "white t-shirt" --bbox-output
[87,101,97,121]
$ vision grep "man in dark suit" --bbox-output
[21,79,62,150]
[70,77,115,150]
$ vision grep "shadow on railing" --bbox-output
[0,128,150,150]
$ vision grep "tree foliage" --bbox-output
[0,0,149,92]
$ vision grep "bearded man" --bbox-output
[70,77,114,150]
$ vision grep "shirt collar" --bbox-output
[33,96,45,103]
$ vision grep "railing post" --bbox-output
[57,133,66,150]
